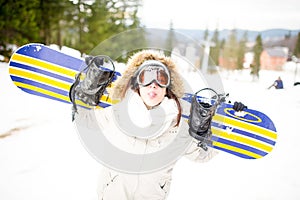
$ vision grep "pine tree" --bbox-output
[164,21,176,56]
[203,28,209,41]
[251,34,263,79]
[221,29,239,69]
[80,0,144,55]
[293,32,300,58]
[0,0,41,57]
[210,28,220,66]
[37,0,71,45]
[237,31,248,70]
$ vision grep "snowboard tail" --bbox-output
[210,114,276,159]
[182,93,277,159]
[8,43,277,159]
[9,45,118,109]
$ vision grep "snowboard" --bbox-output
[8,43,277,159]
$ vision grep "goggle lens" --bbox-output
[138,66,170,88]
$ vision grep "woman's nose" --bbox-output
[149,81,158,88]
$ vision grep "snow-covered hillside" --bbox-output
[1,61,300,200]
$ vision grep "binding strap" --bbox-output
[69,55,115,121]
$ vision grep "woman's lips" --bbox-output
[148,91,157,98]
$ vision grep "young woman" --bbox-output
[94,50,217,200]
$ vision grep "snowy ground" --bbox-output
[1,61,300,200]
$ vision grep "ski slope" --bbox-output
[1,61,300,200]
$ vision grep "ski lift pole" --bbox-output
[292,56,299,83]
[200,40,215,74]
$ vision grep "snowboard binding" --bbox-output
[69,55,115,121]
[188,88,227,151]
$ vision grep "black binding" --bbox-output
[69,55,115,121]
[188,88,227,150]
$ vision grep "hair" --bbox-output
[165,88,182,127]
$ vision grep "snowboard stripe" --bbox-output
[211,134,268,156]
[14,81,78,105]
[21,87,71,104]
[14,46,122,77]
[11,53,78,77]
[182,115,269,158]
[99,94,119,105]
[10,61,74,83]
[11,53,118,88]
[183,114,275,147]
[211,127,272,153]
[212,140,263,159]
[9,67,71,91]
[211,121,276,146]
[212,146,256,159]
[213,114,276,140]
[16,44,84,71]
[182,114,274,153]
[11,75,114,109]
[11,75,68,96]
[213,114,277,140]
[13,80,112,109]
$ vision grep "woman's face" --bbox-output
[139,82,166,109]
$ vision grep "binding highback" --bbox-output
[188,88,225,150]
[69,55,115,121]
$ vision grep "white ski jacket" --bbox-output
[79,91,218,200]
[73,50,217,200]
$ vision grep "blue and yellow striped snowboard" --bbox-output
[8,43,277,159]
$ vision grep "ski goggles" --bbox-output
[136,60,171,88]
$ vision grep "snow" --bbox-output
[1,61,300,200]
[0,63,99,200]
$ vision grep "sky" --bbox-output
[139,0,300,31]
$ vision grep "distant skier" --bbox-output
[268,76,284,89]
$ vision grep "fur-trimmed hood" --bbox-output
[111,50,184,100]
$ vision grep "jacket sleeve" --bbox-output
[184,139,218,163]
[73,106,111,131]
